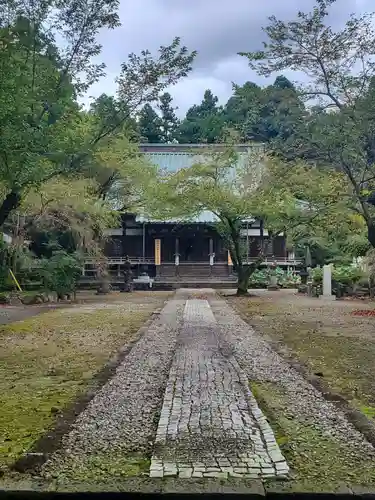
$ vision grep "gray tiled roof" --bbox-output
[141,143,265,173]
[136,210,220,224]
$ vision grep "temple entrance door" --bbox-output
[182,238,193,262]
[179,235,210,262]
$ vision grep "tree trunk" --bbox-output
[236,265,250,296]
[236,260,265,296]
[368,222,375,248]
[0,191,22,228]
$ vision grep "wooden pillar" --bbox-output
[155,238,161,276]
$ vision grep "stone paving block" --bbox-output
[149,470,163,478]
[179,468,193,478]
[192,471,203,477]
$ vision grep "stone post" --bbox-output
[306,266,313,296]
[320,264,335,300]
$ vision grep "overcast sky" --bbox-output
[85,0,373,117]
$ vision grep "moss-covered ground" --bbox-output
[0,292,171,469]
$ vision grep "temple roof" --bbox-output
[135,210,221,224]
[140,143,265,172]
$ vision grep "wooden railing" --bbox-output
[81,256,303,279]
[243,257,303,265]
[84,256,155,265]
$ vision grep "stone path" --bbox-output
[150,299,289,479]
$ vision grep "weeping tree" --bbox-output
[19,134,158,292]
[22,177,118,257]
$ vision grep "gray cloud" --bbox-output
[85,0,373,116]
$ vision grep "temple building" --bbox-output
[85,144,302,285]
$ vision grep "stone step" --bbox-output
[159,264,230,278]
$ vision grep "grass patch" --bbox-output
[48,454,150,482]
[230,296,375,420]
[0,292,171,468]
[251,382,375,492]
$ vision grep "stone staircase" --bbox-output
[157,263,234,281]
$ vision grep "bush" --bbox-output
[249,269,269,288]
[248,267,301,288]
[310,264,364,297]
[333,265,363,286]
[38,251,82,298]
[311,265,363,286]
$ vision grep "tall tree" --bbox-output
[224,81,263,138]
[239,0,375,248]
[0,0,197,228]
[145,142,345,294]
[158,92,179,142]
[177,89,224,143]
[138,104,162,143]
[223,77,305,144]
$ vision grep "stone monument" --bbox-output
[320,264,336,300]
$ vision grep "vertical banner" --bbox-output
[155,239,161,265]
[227,250,232,266]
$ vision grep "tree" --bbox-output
[158,92,179,142]
[239,0,375,248]
[88,132,158,210]
[223,77,305,144]
[0,0,197,228]
[177,89,224,143]
[224,82,263,139]
[138,104,162,143]
[0,0,120,226]
[21,177,118,258]
[145,141,345,294]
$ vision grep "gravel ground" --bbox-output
[42,297,185,478]
[209,296,375,457]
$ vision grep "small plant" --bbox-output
[38,251,82,299]
[310,267,323,284]
[248,267,301,288]
[311,265,363,285]
[249,269,269,288]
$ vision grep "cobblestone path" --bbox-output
[150,299,289,479]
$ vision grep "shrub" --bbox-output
[39,251,82,298]
[310,264,364,297]
[248,267,301,288]
[249,269,268,288]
